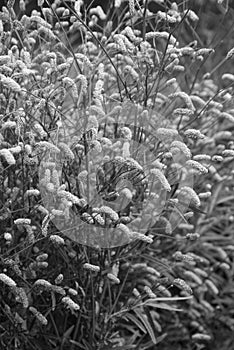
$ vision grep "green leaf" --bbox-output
[134,309,157,344]
[217,195,234,204]
[144,306,162,335]
[144,301,183,312]
[125,313,147,333]
[63,325,75,339]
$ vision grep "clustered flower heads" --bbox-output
[83,263,100,272]
[0,273,16,288]
[150,168,171,191]
[62,296,80,311]
[170,140,191,159]
[29,306,48,326]
[0,0,233,348]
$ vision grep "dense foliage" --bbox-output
[0,0,234,349]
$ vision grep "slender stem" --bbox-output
[61,0,132,100]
